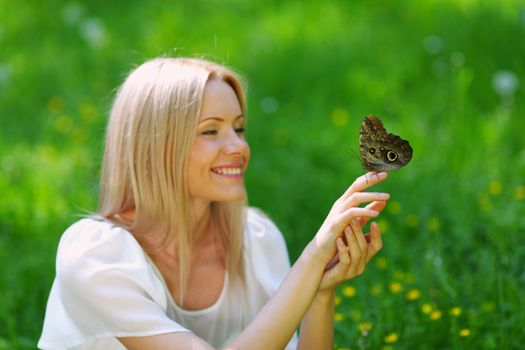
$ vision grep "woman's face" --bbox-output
[187,79,250,205]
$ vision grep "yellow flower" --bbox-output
[73,128,89,142]
[459,328,471,337]
[387,201,401,215]
[406,214,419,228]
[79,103,98,122]
[358,321,373,335]
[481,301,495,313]
[406,289,421,301]
[430,310,442,320]
[421,303,433,314]
[514,185,525,201]
[335,295,341,306]
[426,217,441,232]
[489,180,502,195]
[370,283,383,296]
[389,281,403,294]
[394,270,406,280]
[478,195,491,212]
[350,309,362,321]
[375,256,388,270]
[330,108,348,127]
[335,312,345,322]
[55,114,73,134]
[449,307,462,317]
[384,332,399,343]
[342,285,357,298]
[47,96,65,113]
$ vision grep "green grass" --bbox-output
[1,0,524,348]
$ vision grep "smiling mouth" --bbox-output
[211,167,243,176]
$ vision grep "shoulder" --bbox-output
[57,218,144,272]
[55,218,153,296]
[54,217,169,316]
[40,219,184,347]
[245,207,287,250]
[244,207,291,296]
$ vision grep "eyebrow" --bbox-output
[198,114,245,123]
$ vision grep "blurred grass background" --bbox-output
[1,0,524,349]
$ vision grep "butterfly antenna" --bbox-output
[347,148,360,162]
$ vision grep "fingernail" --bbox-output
[380,193,390,199]
[378,172,388,179]
[370,210,379,216]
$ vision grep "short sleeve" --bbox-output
[38,219,188,349]
[246,208,292,297]
[245,208,298,350]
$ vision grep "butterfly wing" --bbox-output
[359,115,413,171]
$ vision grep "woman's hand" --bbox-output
[318,217,384,291]
[305,172,389,267]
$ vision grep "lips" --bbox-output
[210,165,244,176]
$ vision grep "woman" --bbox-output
[38,57,390,349]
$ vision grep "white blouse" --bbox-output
[38,208,298,349]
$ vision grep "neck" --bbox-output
[116,199,214,251]
[191,199,213,244]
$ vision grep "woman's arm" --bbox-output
[297,289,335,350]
[227,246,329,350]
[297,213,385,350]
[119,332,214,350]
[120,172,389,350]
[230,172,388,349]
[120,249,327,350]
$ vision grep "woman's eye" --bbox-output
[235,127,246,134]
[201,129,217,136]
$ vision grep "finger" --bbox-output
[324,254,340,271]
[349,221,367,276]
[345,226,362,276]
[358,200,388,226]
[337,235,351,266]
[343,192,390,209]
[366,222,383,263]
[341,207,379,226]
[334,208,379,234]
[350,219,368,255]
[368,200,388,212]
[343,171,388,199]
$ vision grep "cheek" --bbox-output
[189,141,216,170]
[244,142,251,164]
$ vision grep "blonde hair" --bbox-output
[98,57,247,304]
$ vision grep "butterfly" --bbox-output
[359,115,413,171]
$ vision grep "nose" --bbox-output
[223,129,248,155]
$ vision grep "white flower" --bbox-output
[423,35,443,54]
[79,18,107,49]
[260,96,279,113]
[492,70,519,96]
[0,63,10,85]
[62,3,85,25]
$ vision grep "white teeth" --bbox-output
[214,168,242,175]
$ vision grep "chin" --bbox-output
[215,189,247,202]
[221,193,247,202]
